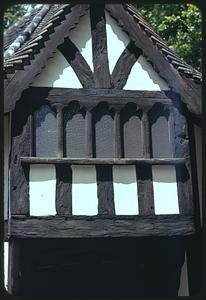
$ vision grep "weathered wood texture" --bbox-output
[10,100,31,215]
[96,165,115,215]
[90,4,111,88]
[121,104,143,158]
[34,104,58,157]
[8,239,22,295]
[21,157,186,165]
[10,215,195,238]
[136,165,154,215]
[149,104,173,158]
[22,87,173,107]
[55,164,72,215]
[111,41,142,88]
[58,37,94,88]
[4,4,90,113]
[93,103,115,158]
[64,103,86,157]
[173,105,194,215]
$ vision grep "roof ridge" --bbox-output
[4,4,51,59]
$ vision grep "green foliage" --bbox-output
[4,5,27,29]
[135,4,202,71]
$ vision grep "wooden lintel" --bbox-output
[21,157,187,165]
[9,215,195,238]
[21,87,174,110]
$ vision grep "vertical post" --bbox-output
[56,105,64,158]
[114,108,122,158]
[8,239,22,295]
[137,108,154,215]
[85,108,93,158]
[141,109,150,158]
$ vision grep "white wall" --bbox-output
[152,166,179,214]
[72,165,98,215]
[4,242,8,291]
[31,12,93,88]
[29,164,56,216]
[113,165,138,215]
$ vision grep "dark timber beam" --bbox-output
[58,38,94,88]
[9,215,195,238]
[90,4,111,88]
[20,157,187,165]
[96,165,115,215]
[55,164,72,215]
[111,41,142,88]
[21,87,174,107]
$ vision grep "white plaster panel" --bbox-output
[4,241,8,291]
[72,165,98,215]
[68,12,93,71]
[124,55,169,90]
[194,125,202,224]
[4,115,10,220]
[178,252,189,296]
[113,165,138,215]
[29,164,56,216]
[105,11,130,73]
[152,166,179,214]
[31,49,82,88]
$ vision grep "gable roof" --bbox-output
[4,4,201,116]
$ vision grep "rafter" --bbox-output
[58,38,94,88]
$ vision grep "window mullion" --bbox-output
[137,108,154,216]
[56,104,64,158]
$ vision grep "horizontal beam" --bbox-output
[22,87,174,107]
[21,157,186,165]
[8,215,195,238]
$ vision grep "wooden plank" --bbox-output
[10,215,195,238]
[58,37,94,88]
[55,164,72,215]
[23,87,173,106]
[141,110,150,158]
[136,165,154,215]
[10,100,31,215]
[111,41,142,88]
[90,4,111,88]
[96,165,115,215]
[21,157,186,165]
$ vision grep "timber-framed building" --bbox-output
[3,4,202,296]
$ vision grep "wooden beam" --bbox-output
[111,41,142,88]
[8,239,22,295]
[90,4,111,88]
[21,87,173,107]
[9,215,195,238]
[55,164,72,215]
[21,157,187,165]
[96,165,115,215]
[136,165,154,215]
[58,38,94,88]
[10,101,31,215]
